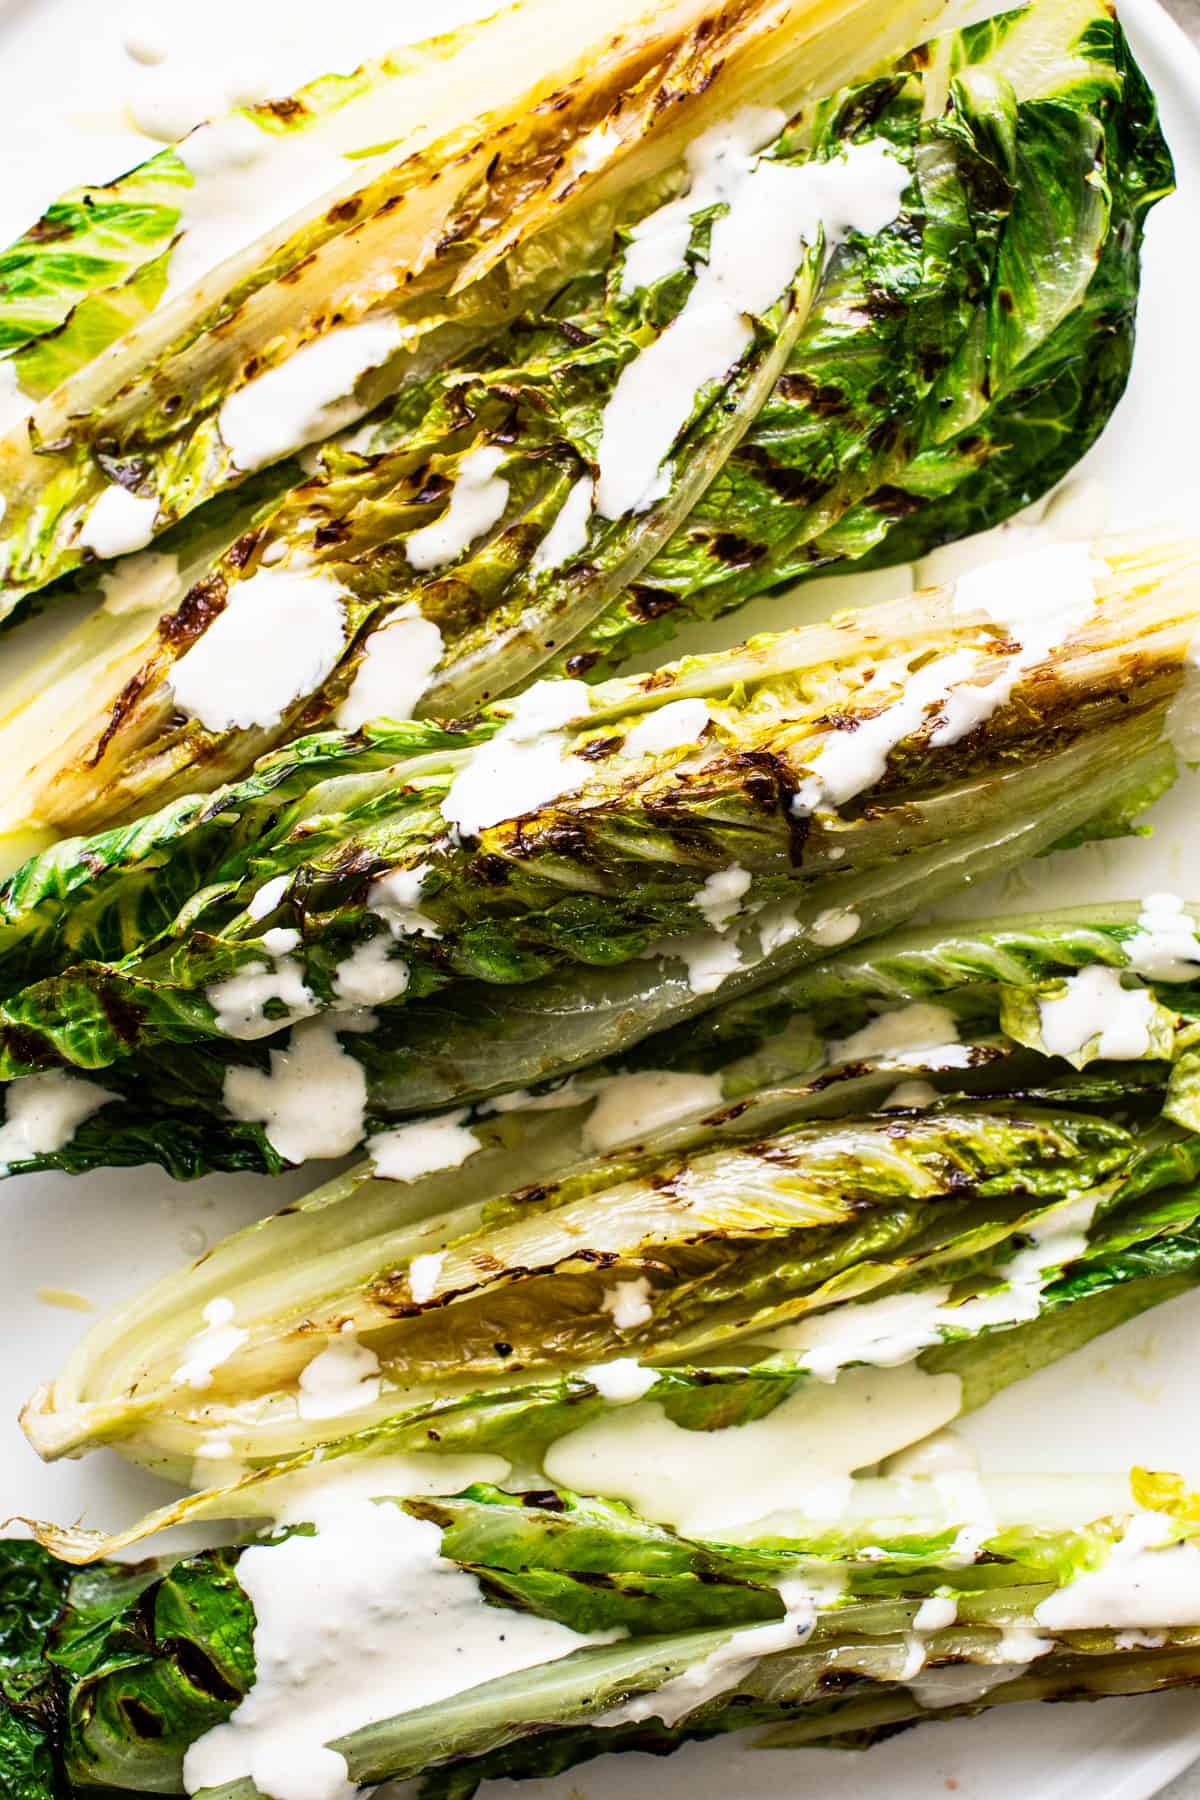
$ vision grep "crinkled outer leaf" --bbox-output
[0,153,187,361]
[1165,1050,1200,1134]
[220,1639,1200,1800]
[832,4,1175,576]
[2,894,1193,1195]
[0,1710,63,1800]
[547,0,1173,676]
[17,898,1199,1482]
[0,1542,75,1800]
[436,1639,1200,1800]
[7,251,174,407]
[0,716,464,991]
[63,1256,1200,1522]
[0,534,1193,1082]
[0,1542,73,1708]
[55,1550,255,1793]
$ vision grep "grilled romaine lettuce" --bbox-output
[0,534,1191,1182]
[10,1473,1200,1797]
[0,0,951,626]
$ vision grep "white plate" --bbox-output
[1,4,1199,1799]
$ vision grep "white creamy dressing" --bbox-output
[600,1591,818,1730]
[762,1289,957,1378]
[442,679,593,836]
[335,604,444,729]
[0,1069,116,1171]
[930,541,1107,745]
[332,935,411,1008]
[616,109,785,299]
[1125,892,1200,982]
[531,476,594,573]
[830,1001,970,1070]
[183,1486,615,1800]
[171,565,348,732]
[883,1079,941,1110]
[623,696,711,758]
[78,484,160,559]
[122,15,344,138]
[173,1297,248,1390]
[947,1192,1098,1325]
[596,117,908,518]
[1037,965,1156,1060]
[407,1251,445,1306]
[601,1277,655,1331]
[121,13,169,66]
[368,1108,480,1183]
[881,1428,978,1479]
[934,1468,1000,1567]
[405,446,510,572]
[116,0,506,148]
[368,864,441,939]
[192,1434,241,1484]
[479,1065,724,1153]
[756,902,804,956]
[297,1327,382,1421]
[582,1068,724,1152]
[1035,1512,1200,1630]
[207,934,316,1039]
[809,906,860,948]
[544,1363,963,1536]
[661,929,744,995]
[219,315,404,472]
[693,864,751,931]
[995,1627,1054,1661]
[583,1358,659,1403]
[784,541,1105,811]
[792,649,979,817]
[913,1595,958,1632]
[99,550,180,615]
[223,1016,368,1162]
[247,875,290,922]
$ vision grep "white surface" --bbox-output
[0,3,1199,1799]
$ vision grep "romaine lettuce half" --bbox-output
[8,1473,1200,1796]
